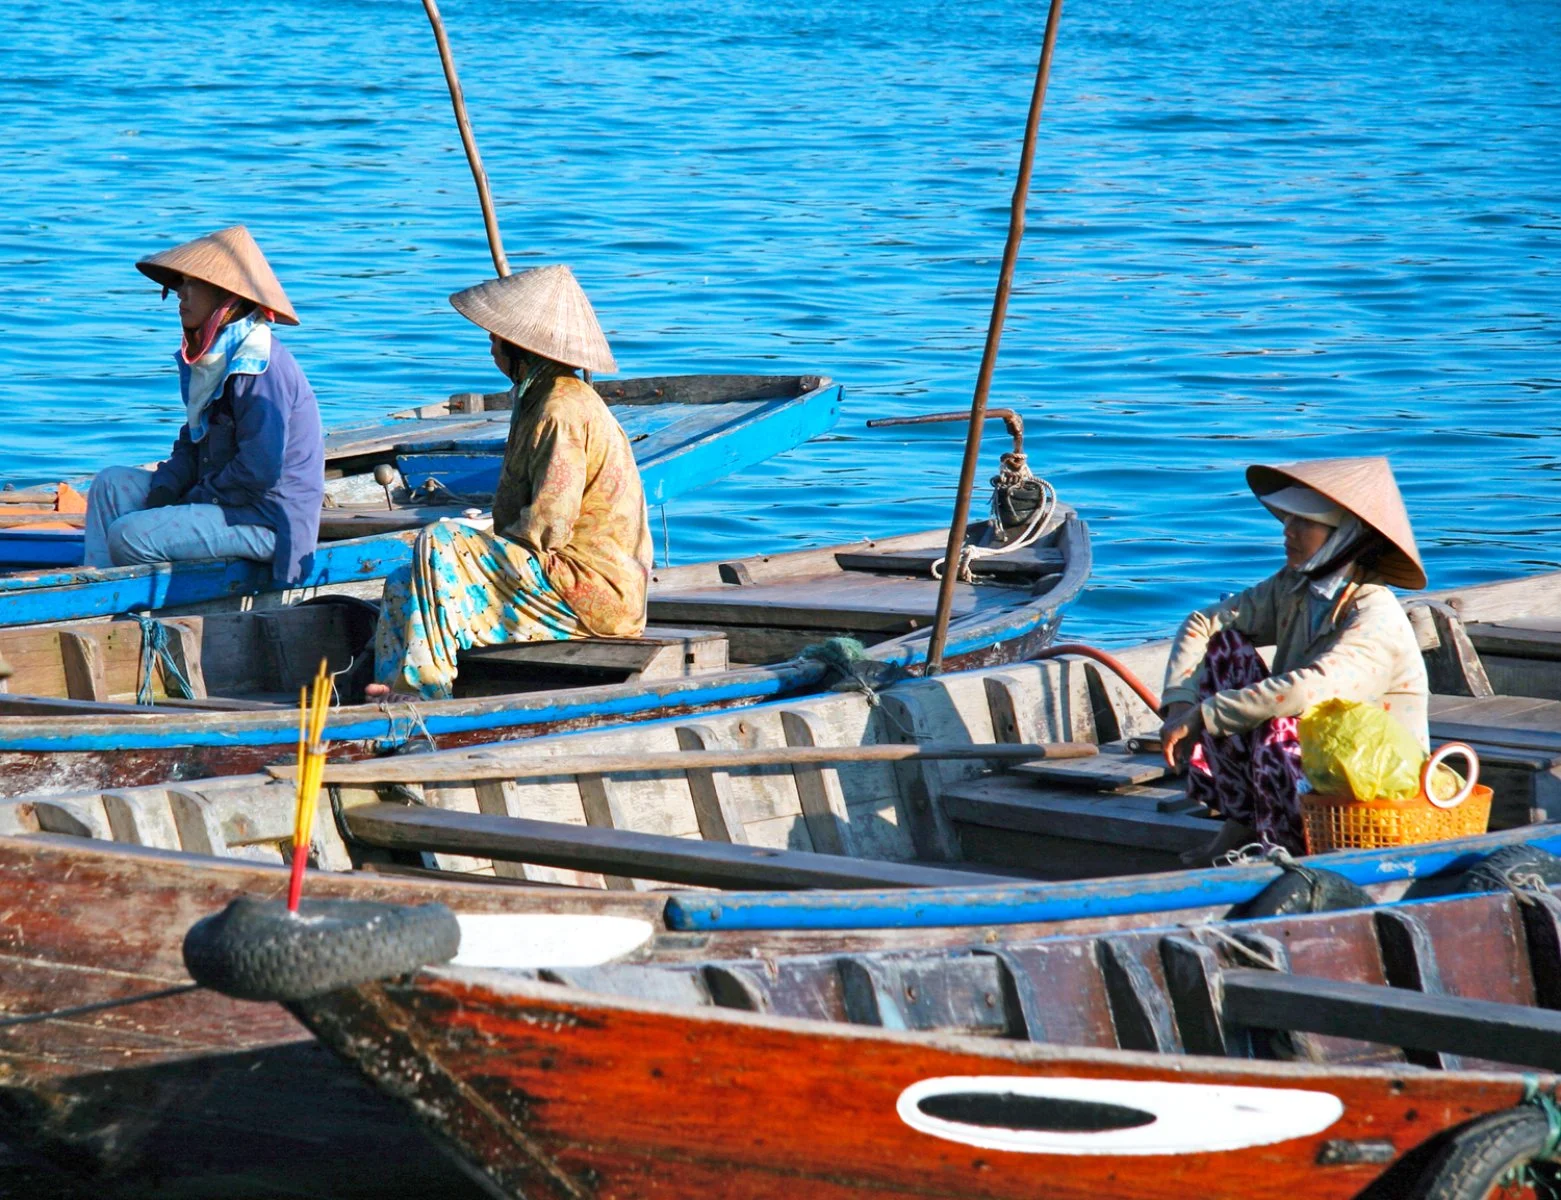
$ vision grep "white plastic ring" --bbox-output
[1423,741,1479,810]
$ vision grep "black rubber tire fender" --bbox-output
[1415,1106,1554,1200]
[183,896,460,1002]
[1229,865,1373,919]
[1454,844,1561,895]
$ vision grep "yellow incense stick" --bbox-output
[287,660,334,911]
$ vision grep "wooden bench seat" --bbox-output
[340,801,1017,891]
[457,625,728,692]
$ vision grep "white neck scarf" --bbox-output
[176,314,272,442]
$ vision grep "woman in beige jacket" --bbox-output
[1159,457,1429,857]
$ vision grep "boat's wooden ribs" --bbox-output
[562,891,1558,1076]
[1374,909,1463,1069]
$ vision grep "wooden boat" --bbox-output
[0,499,1088,796]
[234,875,1561,1198]
[0,373,839,569]
[2,568,1555,917]
[3,816,1556,1199]
[0,833,664,1199]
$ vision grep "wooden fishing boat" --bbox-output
[0,373,839,569]
[6,566,1559,886]
[0,834,664,1199]
[0,496,1088,796]
[217,875,1561,1199]
[2,815,1556,1199]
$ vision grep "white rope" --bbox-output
[932,461,1057,583]
[1184,919,1286,971]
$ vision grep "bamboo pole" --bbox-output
[924,0,1065,675]
[420,0,510,277]
[267,739,1097,785]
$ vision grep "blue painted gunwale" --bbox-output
[0,512,1087,752]
[661,825,1561,932]
[0,530,89,568]
[0,384,843,619]
[0,379,840,571]
[392,386,843,506]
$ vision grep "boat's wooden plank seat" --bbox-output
[1220,970,1561,1071]
[942,776,1213,878]
[457,625,728,687]
[339,801,1017,891]
[1465,618,1561,662]
[648,575,983,629]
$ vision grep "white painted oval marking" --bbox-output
[452,914,654,970]
[897,1075,1343,1156]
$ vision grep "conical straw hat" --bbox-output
[136,226,299,326]
[449,266,616,374]
[1247,457,1426,590]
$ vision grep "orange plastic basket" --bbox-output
[1300,742,1492,854]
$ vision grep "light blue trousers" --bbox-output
[84,465,277,569]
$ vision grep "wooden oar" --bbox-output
[267,740,1097,785]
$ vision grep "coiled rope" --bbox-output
[932,454,1057,583]
[133,614,196,706]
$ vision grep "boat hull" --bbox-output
[0,835,662,1198]
[291,969,1536,1200]
[0,619,1058,797]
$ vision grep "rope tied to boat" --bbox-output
[797,637,917,737]
[133,614,196,706]
[1503,867,1557,907]
[374,697,439,755]
[1522,1076,1561,1163]
[931,457,1056,583]
[0,982,202,1029]
[1185,919,1285,971]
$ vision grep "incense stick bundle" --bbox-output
[285,659,333,912]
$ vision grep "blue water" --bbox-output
[2,0,1558,643]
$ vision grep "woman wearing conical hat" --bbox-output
[1159,457,1430,858]
[368,266,652,701]
[83,226,324,584]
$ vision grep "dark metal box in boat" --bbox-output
[0,506,1087,796]
[0,373,840,570]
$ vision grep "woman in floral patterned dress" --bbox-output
[369,266,651,701]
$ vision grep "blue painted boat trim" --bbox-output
[662,827,1561,931]
[0,530,86,568]
[0,505,1082,751]
[0,385,842,629]
[2,663,819,752]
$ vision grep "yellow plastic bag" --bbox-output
[1299,698,1425,802]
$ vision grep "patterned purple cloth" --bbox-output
[1186,628,1308,854]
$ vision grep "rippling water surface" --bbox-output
[1,0,1557,642]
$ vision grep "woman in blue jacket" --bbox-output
[84,225,324,585]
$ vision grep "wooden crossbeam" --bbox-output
[270,741,1097,785]
[340,802,1019,891]
[1222,969,1561,1071]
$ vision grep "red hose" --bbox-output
[1030,642,1163,714]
